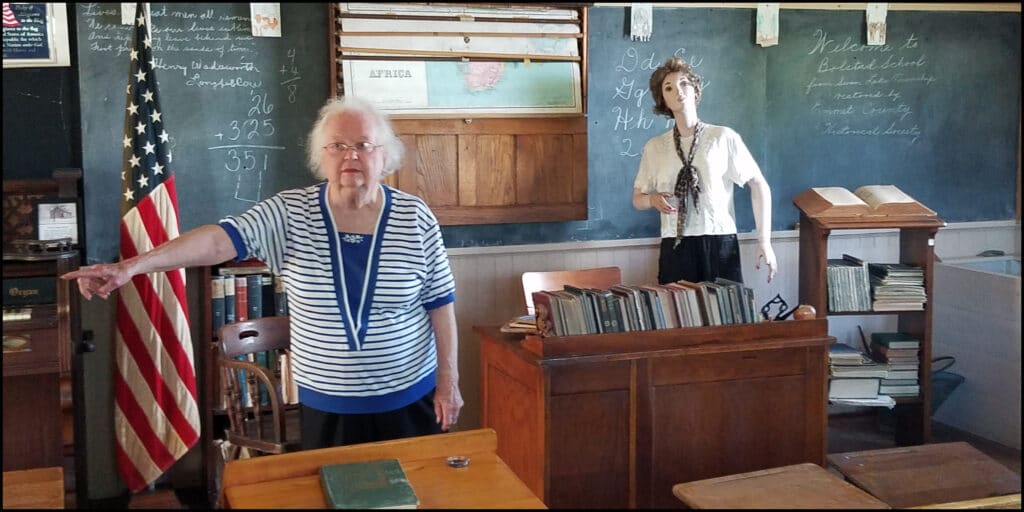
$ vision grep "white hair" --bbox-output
[305,96,404,178]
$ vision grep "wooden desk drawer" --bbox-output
[651,348,806,385]
[3,329,61,377]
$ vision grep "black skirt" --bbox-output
[658,234,743,284]
[299,389,443,450]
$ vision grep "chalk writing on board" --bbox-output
[804,30,933,143]
[608,46,708,160]
[80,3,298,205]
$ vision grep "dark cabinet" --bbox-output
[3,251,82,504]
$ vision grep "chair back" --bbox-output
[216,316,299,459]
[522,266,622,315]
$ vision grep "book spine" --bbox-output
[261,274,275,317]
[273,275,288,316]
[210,275,225,335]
[223,276,236,325]
[246,274,263,320]
[235,276,249,322]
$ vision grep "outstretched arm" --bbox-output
[61,224,237,300]
[748,175,777,283]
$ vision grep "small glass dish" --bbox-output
[445,455,470,468]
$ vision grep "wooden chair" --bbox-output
[217,316,300,462]
[521,266,622,315]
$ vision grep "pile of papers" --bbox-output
[500,314,538,334]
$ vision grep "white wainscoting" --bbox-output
[449,220,1020,429]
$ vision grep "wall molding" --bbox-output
[448,219,1021,257]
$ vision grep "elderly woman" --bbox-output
[63,96,463,448]
[632,57,777,285]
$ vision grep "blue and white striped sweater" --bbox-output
[219,183,455,413]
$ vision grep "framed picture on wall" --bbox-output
[33,198,79,244]
[2,3,71,68]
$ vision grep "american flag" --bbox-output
[2,3,21,28]
[115,2,199,492]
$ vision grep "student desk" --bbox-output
[671,463,890,509]
[2,466,64,509]
[220,428,546,509]
[828,442,1021,508]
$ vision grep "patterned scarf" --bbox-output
[672,121,704,248]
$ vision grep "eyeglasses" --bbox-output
[322,141,382,155]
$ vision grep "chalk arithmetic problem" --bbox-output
[77,3,327,263]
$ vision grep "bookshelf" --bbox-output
[477,319,834,509]
[198,261,294,507]
[796,210,945,445]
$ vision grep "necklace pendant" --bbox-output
[342,233,365,244]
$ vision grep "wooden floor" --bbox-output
[85,416,1019,509]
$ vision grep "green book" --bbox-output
[871,332,921,349]
[320,458,419,509]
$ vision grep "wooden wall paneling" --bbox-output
[388,117,589,225]
[459,134,516,206]
[571,133,588,204]
[395,134,458,205]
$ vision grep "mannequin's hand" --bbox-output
[651,193,678,214]
[756,241,777,283]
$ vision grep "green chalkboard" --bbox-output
[77,3,327,263]
[444,6,1020,248]
[75,5,1020,255]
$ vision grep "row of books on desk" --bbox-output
[827,255,926,313]
[828,332,921,407]
[532,278,762,337]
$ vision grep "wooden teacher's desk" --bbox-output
[220,428,545,509]
[477,319,833,508]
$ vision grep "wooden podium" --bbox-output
[477,319,834,508]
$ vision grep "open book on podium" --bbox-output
[794,185,936,219]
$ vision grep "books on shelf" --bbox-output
[868,262,926,311]
[829,394,896,408]
[829,377,880,399]
[828,343,889,402]
[794,185,936,218]
[320,458,419,509]
[878,378,920,396]
[826,255,872,313]
[828,343,874,366]
[830,364,888,379]
[870,332,921,350]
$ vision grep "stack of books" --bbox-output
[826,255,872,313]
[868,263,926,311]
[827,343,892,407]
[870,332,921,397]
